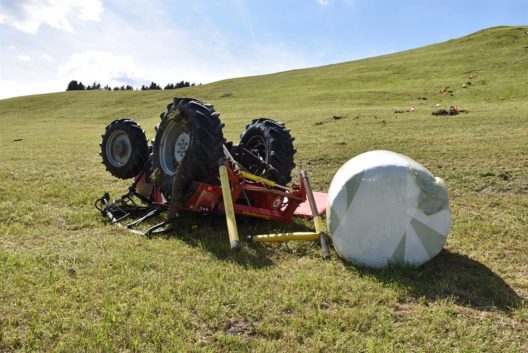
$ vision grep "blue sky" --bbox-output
[1,0,526,99]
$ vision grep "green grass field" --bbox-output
[1,26,527,352]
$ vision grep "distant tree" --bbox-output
[66,80,77,90]
[88,80,203,91]
[148,81,161,90]
[66,80,86,91]
[163,81,197,90]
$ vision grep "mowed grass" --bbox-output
[1,26,527,352]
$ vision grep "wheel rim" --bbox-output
[244,135,268,174]
[106,130,132,167]
[245,135,267,161]
[159,120,191,176]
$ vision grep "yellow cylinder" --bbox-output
[219,163,240,250]
[251,232,320,243]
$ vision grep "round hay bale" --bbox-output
[327,150,451,268]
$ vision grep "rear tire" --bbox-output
[100,119,149,179]
[238,118,296,185]
[152,98,225,199]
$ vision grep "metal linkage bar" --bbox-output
[301,171,330,259]
[126,207,164,228]
[95,190,168,236]
[247,171,331,259]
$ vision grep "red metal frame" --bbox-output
[136,162,307,223]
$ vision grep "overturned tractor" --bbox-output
[96,97,329,254]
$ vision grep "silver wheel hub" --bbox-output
[106,131,132,167]
[174,133,190,163]
[159,120,191,176]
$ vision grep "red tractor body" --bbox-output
[95,97,327,242]
[131,161,308,223]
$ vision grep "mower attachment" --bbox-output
[96,160,330,257]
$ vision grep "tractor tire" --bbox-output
[152,98,225,199]
[238,118,296,185]
[100,119,149,179]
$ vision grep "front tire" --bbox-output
[100,119,149,179]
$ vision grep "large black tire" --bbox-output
[100,119,149,179]
[152,98,225,199]
[238,118,296,185]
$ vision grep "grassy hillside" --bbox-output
[1,26,527,352]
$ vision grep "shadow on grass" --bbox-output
[146,212,315,269]
[354,249,524,313]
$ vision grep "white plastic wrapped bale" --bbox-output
[327,150,451,268]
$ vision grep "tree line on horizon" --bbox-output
[66,80,198,91]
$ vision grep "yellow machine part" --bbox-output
[251,231,320,243]
[219,163,240,250]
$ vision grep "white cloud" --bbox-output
[318,0,330,5]
[8,45,16,51]
[75,0,103,21]
[16,55,31,62]
[58,50,146,87]
[0,0,103,34]
[41,53,54,62]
